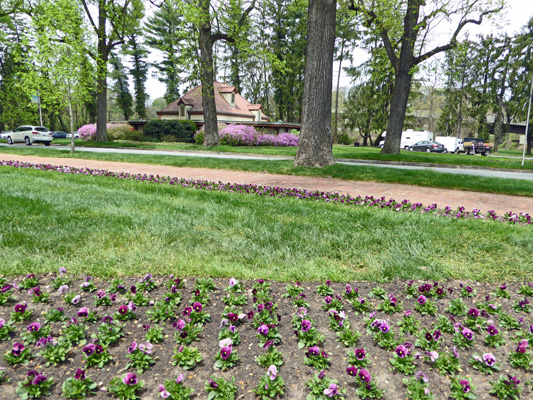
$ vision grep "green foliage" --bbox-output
[254,372,285,400]
[16,374,54,399]
[255,346,284,368]
[390,353,416,375]
[38,340,71,367]
[403,376,433,400]
[62,374,98,399]
[306,372,346,399]
[107,374,145,400]
[144,120,197,142]
[490,375,522,400]
[109,54,133,121]
[205,375,237,400]
[172,346,202,370]
[145,325,164,343]
[432,351,462,375]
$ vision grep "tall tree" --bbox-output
[508,17,533,155]
[294,0,337,167]
[128,33,148,119]
[350,0,505,154]
[144,0,194,104]
[333,2,359,141]
[80,0,143,141]
[19,0,92,153]
[109,53,133,120]
[179,0,256,146]
[264,0,308,122]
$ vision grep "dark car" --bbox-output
[52,131,68,139]
[408,141,447,153]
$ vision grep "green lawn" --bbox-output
[0,166,531,282]
[1,146,533,197]
[32,139,533,170]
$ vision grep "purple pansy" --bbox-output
[358,369,371,383]
[123,373,137,385]
[75,369,86,380]
[324,383,338,397]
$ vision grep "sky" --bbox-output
[143,0,533,105]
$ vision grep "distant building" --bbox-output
[154,82,299,134]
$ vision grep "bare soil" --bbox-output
[0,275,532,399]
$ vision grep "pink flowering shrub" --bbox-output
[77,124,136,141]
[219,124,299,147]
[78,124,96,141]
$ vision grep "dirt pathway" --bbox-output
[2,153,532,215]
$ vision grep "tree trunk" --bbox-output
[381,68,413,154]
[67,81,76,154]
[333,39,345,143]
[95,2,108,142]
[295,0,336,167]
[199,0,219,147]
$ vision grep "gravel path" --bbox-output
[1,153,532,215]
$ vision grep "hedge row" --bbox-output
[143,120,198,143]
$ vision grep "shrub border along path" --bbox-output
[0,156,531,225]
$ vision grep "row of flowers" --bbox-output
[1,272,532,399]
[1,160,531,226]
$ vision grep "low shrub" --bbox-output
[194,130,204,145]
[337,133,352,145]
[143,120,197,143]
[107,124,135,141]
[77,124,142,142]
[78,124,96,141]
[218,124,299,147]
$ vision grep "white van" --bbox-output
[379,130,434,150]
[435,136,462,153]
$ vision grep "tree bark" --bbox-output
[333,39,345,143]
[199,0,219,146]
[96,1,108,142]
[382,68,413,153]
[295,0,336,167]
[380,2,418,155]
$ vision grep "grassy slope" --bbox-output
[1,147,532,197]
[1,167,531,282]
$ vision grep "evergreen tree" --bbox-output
[128,33,148,119]
[109,53,133,121]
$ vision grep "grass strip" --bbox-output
[1,147,533,197]
[0,166,532,282]
[43,139,533,170]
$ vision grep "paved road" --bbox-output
[2,143,532,182]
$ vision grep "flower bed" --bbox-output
[0,160,531,226]
[0,272,533,399]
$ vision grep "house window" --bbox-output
[179,105,185,117]
[231,93,235,105]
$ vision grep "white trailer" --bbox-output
[435,136,463,153]
[379,130,434,150]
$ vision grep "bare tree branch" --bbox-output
[415,5,504,65]
[80,0,97,33]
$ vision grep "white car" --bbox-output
[6,125,53,146]
[66,132,79,139]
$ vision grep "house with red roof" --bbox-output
[157,82,270,123]
[152,82,300,134]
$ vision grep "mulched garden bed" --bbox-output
[0,271,532,399]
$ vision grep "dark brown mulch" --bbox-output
[0,274,532,399]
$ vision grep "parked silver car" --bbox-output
[6,126,53,146]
